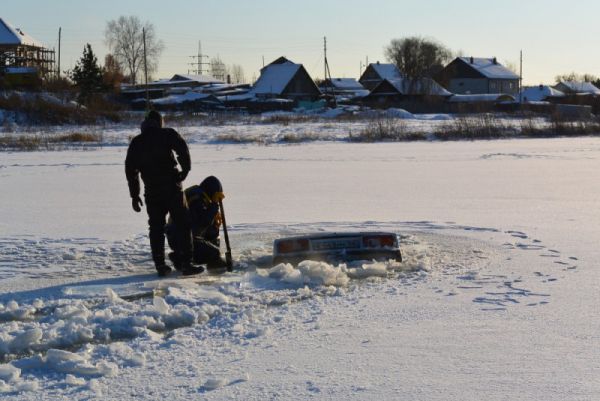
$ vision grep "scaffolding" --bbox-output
[0,44,55,77]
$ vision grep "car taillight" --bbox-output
[363,234,396,248]
[276,238,310,254]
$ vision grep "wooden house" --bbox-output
[358,62,402,91]
[435,57,519,95]
[554,81,600,96]
[364,77,452,106]
[249,57,321,101]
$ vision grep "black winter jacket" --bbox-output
[125,120,191,199]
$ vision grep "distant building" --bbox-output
[358,62,402,91]
[435,57,519,95]
[519,85,565,103]
[121,73,225,101]
[366,77,452,101]
[319,78,368,100]
[0,18,55,86]
[553,81,600,96]
[249,57,321,101]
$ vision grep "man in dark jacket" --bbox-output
[125,110,203,277]
[166,176,228,270]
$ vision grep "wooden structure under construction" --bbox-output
[0,18,55,86]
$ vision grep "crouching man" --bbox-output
[166,176,228,270]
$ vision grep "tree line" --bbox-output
[66,15,247,106]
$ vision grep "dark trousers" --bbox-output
[145,189,192,268]
[166,229,221,266]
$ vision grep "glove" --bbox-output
[211,191,225,203]
[176,170,189,183]
[214,211,222,228]
[132,196,143,213]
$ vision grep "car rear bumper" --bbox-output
[272,249,402,265]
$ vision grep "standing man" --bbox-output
[125,110,203,277]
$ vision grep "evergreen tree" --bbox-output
[71,44,104,103]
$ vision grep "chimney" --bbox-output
[227,74,231,84]
[493,57,497,64]
[470,57,474,64]
[539,84,543,90]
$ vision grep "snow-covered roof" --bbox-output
[0,18,45,47]
[374,78,452,96]
[170,74,224,84]
[151,91,220,105]
[217,93,256,102]
[448,93,515,103]
[459,57,519,80]
[5,66,37,74]
[250,61,301,95]
[322,78,365,91]
[520,85,565,102]
[555,81,600,95]
[370,63,402,80]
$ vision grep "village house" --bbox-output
[358,62,402,91]
[553,81,600,96]
[519,85,565,103]
[249,56,321,101]
[435,57,519,95]
[551,81,600,115]
[364,76,452,109]
[121,73,225,101]
[319,77,368,101]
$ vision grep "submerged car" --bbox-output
[272,231,402,265]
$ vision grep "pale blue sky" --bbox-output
[4,0,600,84]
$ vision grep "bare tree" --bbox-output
[384,36,452,80]
[209,56,227,81]
[555,72,599,83]
[104,16,164,84]
[503,61,518,74]
[230,64,246,84]
[103,54,125,91]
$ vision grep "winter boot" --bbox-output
[168,252,182,271]
[206,256,229,271]
[180,261,204,276]
[156,263,172,277]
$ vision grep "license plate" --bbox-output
[311,237,361,251]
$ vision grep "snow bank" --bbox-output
[45,349,119,377]
[0,364,20,382]
[266,257,421,288]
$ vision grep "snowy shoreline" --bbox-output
[3,111,598,150]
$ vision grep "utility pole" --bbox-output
[143,27,149,111]
[323,36,337,107]
[56,27,61,78]
[189,41,209,75]
[519,50,523,104]
[323,36,327,84]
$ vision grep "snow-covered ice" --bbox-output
[0,124,599,400]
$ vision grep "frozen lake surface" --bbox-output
[0,135,598,400]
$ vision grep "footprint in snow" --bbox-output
[506,231,528,239]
